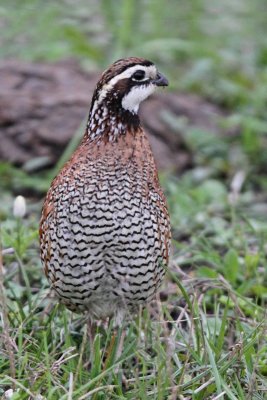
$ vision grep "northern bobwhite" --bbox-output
[40,57,171,326]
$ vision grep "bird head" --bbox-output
[91,57,168,115]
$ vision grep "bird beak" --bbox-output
[153,72,169,87]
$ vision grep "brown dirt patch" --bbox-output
[0,59,227,173]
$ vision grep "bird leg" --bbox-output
[103,324,126,372]
[114,328,126,370]
[87,318,96,362]
[113,310,126,366]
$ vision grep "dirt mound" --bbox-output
[0,59,225,173]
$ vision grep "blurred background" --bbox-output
[0,0,267,396]
[1,0,267,289]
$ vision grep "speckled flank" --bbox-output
[39,57,171,323]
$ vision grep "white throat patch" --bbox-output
[122,84,156,113]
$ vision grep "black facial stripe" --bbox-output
[133,79,150,84]
[113,78,150,98]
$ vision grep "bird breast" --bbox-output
[40,130,170,314]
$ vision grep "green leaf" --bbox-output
[197,266,218,278]
[224,248,239,285]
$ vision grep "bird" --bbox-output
[39,57,171,330]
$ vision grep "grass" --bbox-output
[0,121,266,399]
[0,0,267,399]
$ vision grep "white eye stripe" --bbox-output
[97,65,156,102]
[107,65,156,85]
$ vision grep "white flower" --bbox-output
[4,389,14,399]
[13,195,26,218]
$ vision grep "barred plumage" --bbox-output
[40,57,171,324]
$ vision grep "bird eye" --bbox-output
[132,70,146,81]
